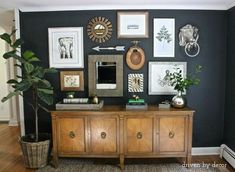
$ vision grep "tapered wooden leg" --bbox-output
[52,155,58,168]
[119,155,125,170]
[186,154,192,167]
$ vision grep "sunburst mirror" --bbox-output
[87,17,112,43]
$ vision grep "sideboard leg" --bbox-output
[52,155,59,168]
[186,154,192,167]
[119,155,125,170]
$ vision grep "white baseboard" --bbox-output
[0,116,9,121]
[8,120,19,126]
[192,147,220,155]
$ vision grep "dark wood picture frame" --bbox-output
[60,71,84,91]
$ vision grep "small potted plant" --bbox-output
[0,30,57,168]
[169,65,202,108]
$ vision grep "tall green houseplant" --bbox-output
[0,30,57,142]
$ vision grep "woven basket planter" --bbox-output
[19,135,50,168]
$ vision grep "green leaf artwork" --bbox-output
[156,25,172,44]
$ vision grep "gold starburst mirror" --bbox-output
[87,17,112,43]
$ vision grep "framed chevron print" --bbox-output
[128,74,144,92]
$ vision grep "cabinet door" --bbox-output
[90,117,118,154]
[58,118,85,153]
[159,117,186,153]
[125,117,153,154]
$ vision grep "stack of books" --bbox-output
[126,99,147,109]
[63,98,89,104]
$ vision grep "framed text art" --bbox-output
[48,27,84,68]
[117,11,149,38]
[60,71,84,91]
[148,62,187,95]
[153,18,175,57]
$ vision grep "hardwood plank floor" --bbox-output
[0,123,234,172]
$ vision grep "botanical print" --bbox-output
[149,62,186,95]
[156,26,172,45]
[64,75,80,87]
[153,18,175,57]
[128,74,144,92]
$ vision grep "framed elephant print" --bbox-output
[48,27,84,68]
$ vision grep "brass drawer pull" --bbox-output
[136,132,142,139]
[169,131,175,139]
[69,131,75,139]
[101,132,106,139]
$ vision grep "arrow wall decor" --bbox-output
[92,46,125,52]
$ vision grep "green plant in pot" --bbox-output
[169,65,202,108]
[0,30,57,168]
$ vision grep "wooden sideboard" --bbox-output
[51,106,194,169]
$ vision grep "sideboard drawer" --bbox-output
[58,117,86,153]
[125,117,154,154]
[89,116,118,154]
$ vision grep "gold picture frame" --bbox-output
[87,16,112,43]
[60,71,84,91]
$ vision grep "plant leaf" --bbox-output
[44,68,57,73]
[0,33,11,44]
[1,91,20,102]
[38,88,53,94]
[15,80,32,91]
[37,91,53,105]
[7,79,19,84]
[28,57,40,62]
[13,39,24,48]
[24,62,34,74]
[3,51,25,63]
[23,50,35,60]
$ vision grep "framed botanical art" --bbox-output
[128,74,144,92]
[148,62,187,95]
[60,71,84,91]
[48,27,84,68]
[117,11,149,38]
[153,18,175,57]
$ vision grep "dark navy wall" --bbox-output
[20,10,227,147]
[224,6,235,151]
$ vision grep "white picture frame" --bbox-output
[117,11,149,38]
[153,18,175,57]
[48,27,84,68]
[128,74,144,92]
[148,62,187,95]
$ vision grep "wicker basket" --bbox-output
[19,136,50,168]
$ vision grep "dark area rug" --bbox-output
[37,158,229,172]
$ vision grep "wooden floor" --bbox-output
[0,123,234,172]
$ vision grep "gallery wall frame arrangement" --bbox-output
[87,16,112,43]
[148,62,187,95]
[48,27,84,68]
[153,18,175,57]
[117,11,149,38]
[60,71,84,91]
[128,73,144,92]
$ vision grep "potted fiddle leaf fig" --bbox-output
[0,30,57,168]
